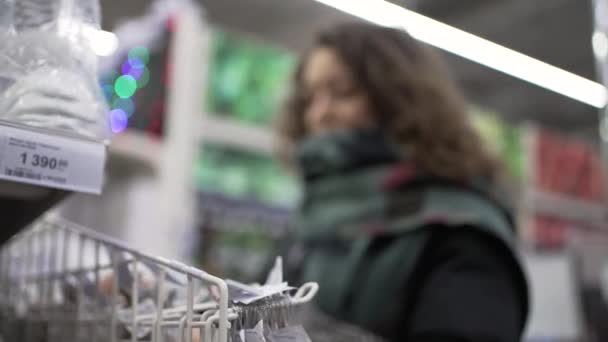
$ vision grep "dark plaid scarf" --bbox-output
[292,128,515,244]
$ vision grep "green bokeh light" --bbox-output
[114,75,137,99]
[136,67,150,88]
[128,46,150,65]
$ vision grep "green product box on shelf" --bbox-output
[194,142,299,207]
[471,109,526,180]
[206,30,295,125]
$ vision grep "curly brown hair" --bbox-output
[276,22,501,183]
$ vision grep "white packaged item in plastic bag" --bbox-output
[0,0,109,141]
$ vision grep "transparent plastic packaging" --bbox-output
[0,0,109,141]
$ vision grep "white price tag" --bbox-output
[0,125,106,194]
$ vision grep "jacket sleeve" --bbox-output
[404,228,528,342]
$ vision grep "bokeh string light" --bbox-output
[114,75,137,98]
[100,45,152,133]
[129,45,150,64]
[110,108,128,133]
[112,98,135,117]
[137,68,151,88]
[121,58,145,79]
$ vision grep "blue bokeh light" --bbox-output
[121,58,145,79]
[110,108,128,133]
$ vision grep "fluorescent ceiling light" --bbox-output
[314,0,607,108]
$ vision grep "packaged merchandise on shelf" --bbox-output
[533,129,604,201]
[525,212,608,253]
[195,143,299,207]
[197,192,292,284]
[526,214,573,249]
[206,30,294,125]
[471,109,526,180]
[194,143,298,283]
[470,111,608,249]
[0,0,109,141]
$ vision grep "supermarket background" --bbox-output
[50,0,608,340]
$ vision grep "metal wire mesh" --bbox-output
[0,215,230,342]
[0,216,319,342]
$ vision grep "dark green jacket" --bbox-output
[285,164,529,341]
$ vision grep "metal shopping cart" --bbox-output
[0,215,318,342]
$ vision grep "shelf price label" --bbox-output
[0,125,106,194]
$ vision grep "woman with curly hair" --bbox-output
[276,22,529,342]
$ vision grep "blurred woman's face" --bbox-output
[301,47,376,136]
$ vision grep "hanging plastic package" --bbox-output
[0,0,110,141]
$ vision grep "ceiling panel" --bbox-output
[100,0,602,139]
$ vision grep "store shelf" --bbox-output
[200,114,274,154]
[527,189,608,227]
[109,129,162,171]
[198,191,291,220]
[197,191,291,237]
